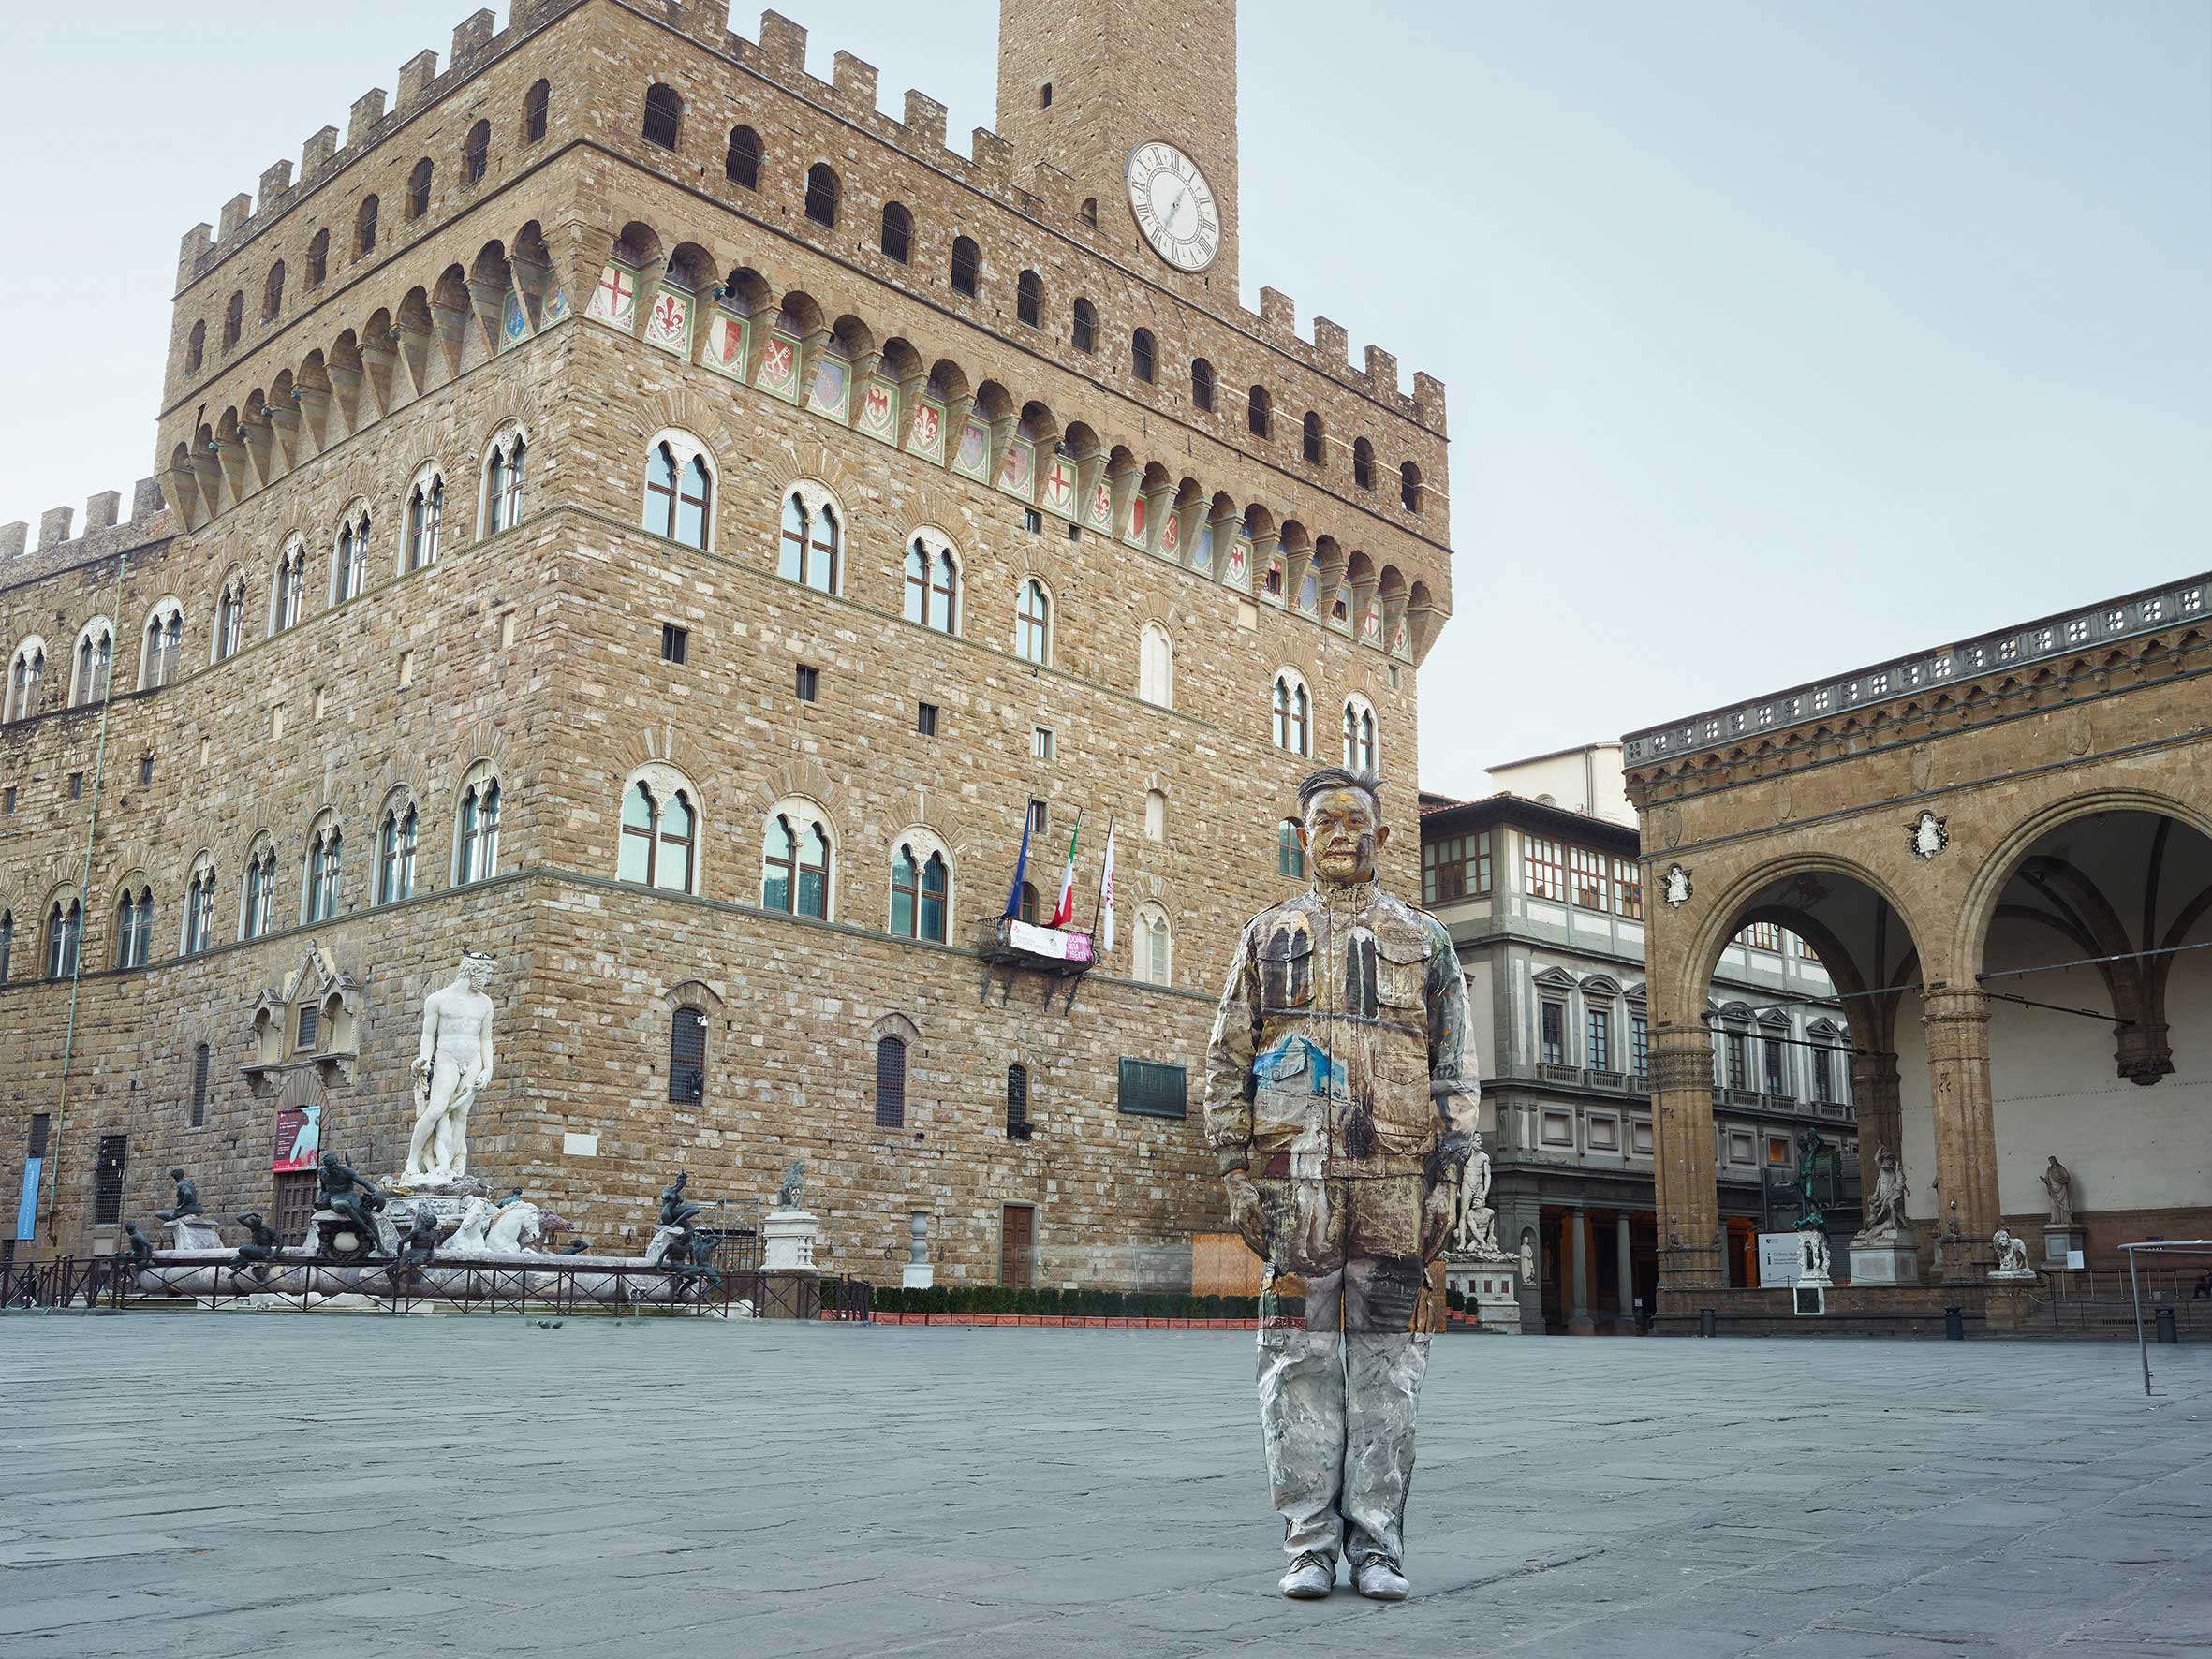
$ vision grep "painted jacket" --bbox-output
[1203,877,1480,1182]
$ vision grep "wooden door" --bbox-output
[999,1205,1034,1287]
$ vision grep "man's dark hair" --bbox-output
[1296,767,1383,817]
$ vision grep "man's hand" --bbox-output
[1419,1178,1460,1264]
[1225,1170,1269,1258]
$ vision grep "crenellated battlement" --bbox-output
[173,2,1445,434]
[0,481,170,578]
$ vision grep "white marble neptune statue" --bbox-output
[401,951,496,1184]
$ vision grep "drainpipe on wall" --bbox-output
[43,547,128,1249]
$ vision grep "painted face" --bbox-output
[1301,786,1387,885]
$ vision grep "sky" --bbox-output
[0,1,2204,797]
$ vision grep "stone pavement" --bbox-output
[2,1316,2207,1658]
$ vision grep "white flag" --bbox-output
[1099,824,1117,953]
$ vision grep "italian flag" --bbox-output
[1048,814,1082,929]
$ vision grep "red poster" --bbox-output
[273,1104,322,1172]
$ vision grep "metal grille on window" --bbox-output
[93,1134,128,1226]
[875,1035,907,1127]
[1006,1064,1030,1140]
[191,1042,211,1126]
[669,1006,706,1104]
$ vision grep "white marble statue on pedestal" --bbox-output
[1990,1227,2036,1281]
[1796,1226,1832,1286]
[1855,1145,1910,1243]
[1449,1133,1511,1261]
[400,952,496,1186]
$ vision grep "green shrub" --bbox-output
[1035,1286,1062,1315]
[875,1285,903,1314]
[1446,1286,1466,1313]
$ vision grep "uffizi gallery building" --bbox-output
[0,0,1454,1286]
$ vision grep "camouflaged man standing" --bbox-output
[1204,766,1480,1602]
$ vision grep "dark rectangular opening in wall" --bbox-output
[3,786,14,813]
[1039,82,1052,109]
[660,623,688,665]
[92,1133,127,1226]
[138,756,153,785]
[917,702,938,737]
[1117,1059,1187,1120]
[796,664,818,703]
[1024,508,1042,534]
[68,772,83,800]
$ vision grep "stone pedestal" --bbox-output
[762,1207,819,1271]
[901,1262,935,1290]
[1457,1257,1523,1334]
[383,1175,491,1238]
[164,1216,226,1252]
[2042,1225,2085,1270]
[1849,1238,1921,1286]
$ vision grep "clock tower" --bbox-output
[995,0,1239,296]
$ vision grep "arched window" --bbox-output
[1079,197,1099,228]
[951,235,981,297]
[241,843,275,940]
[1014,579,1051,665]
[6,639,46,722]
[777,491,839,593]
[46,899,81,979]
[904,537,959,633]
[462,120,491,184]
[1135,903,1172,986]
[1016,269,1042,326]
[69,622,113,707]
[1139,622,1173,708]
[1353,437,1375,490]
[617,777,698,894]
[1279,819,1305,879]
[890,842,950,943]
[376,802,418,904]
[406,158,433,220]
[115,885,153,968]
[875,1035,907,1127]
[405,471,444,571]
[524,78,551,143]
[804,163,839,227]
[726,125,762,188]
[1343,697,1377,771]
[262,260,286,321]
[214,575,245,662]
[140,603,184,690]
[1144,788,1167,842]
[1400,462,1423,513]
[1272,671,1310,756]
[483,428,527,535]
[180,861,214,956]
[1130,328,1157,384]
[761,806,833,919]
[1303,411,1323,464]
[1191,358,1216,410]
[1247,385,1272,439]
[332,507,370,603]
[1017,882,1040,925]
[643,438,712,548]
[878,199,910,262]
[455,769,501,886]
[306,229,328,288]
[184,320,205,374]
[669,1006,707,1104]
[642,83,684,150]
[222,291,243,350]
[1006,1064,1029,1138]
[303,815,343,923]
[1071,297,1096,354]
[272,543,306,634]
[356,195,379,257]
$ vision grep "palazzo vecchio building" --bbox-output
[0,0,1454,1284]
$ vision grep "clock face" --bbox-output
[1125,141,1221,272]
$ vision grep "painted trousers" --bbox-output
[1251,1171,1436,1569]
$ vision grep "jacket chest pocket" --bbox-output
[1373,932,1431,1083]
[1261,930,1316,1012]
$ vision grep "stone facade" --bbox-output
[1,0,1453,1286]
[1623,576,2211,1329]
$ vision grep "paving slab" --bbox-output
[0,1316,2207,1657]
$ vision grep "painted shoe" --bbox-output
[1352,1557,1409,1601]
[1278,1553,1336,1599]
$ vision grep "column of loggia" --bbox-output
[1650,1024,1723,1292]
[1848,1048,1904,1187]
[1923,989,2001,1284]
